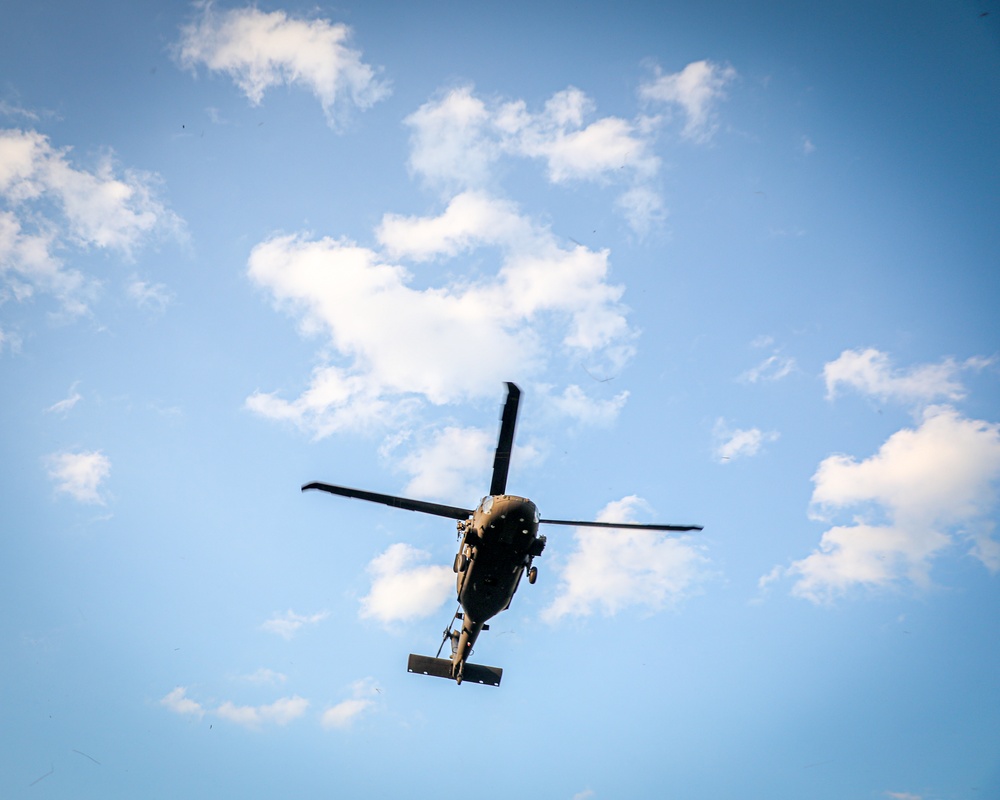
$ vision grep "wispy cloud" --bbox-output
[823,348,988,405]
[174,5,389,129]
[45,382,82,415]
[239,668,287,685]
[638,60,737,143]
[321,677,379,729]
[0,326,22,355]
[0,128,182,316]
[161,687,308,729]
[740,354,796,383]
[713,419,779,462]
[127,275,172,313]
[542,496,708,622]
[260,609,329,640]
[404,84,664,233]
[46,449,111,504]
[160,687,205,719]
[215,695,309,729]
[359,543,453,625]
[550,384,630,426]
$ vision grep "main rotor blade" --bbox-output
[302,482,473,521]
[489,382,521,497]
[540,518,703,532]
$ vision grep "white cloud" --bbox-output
[321,677,379,729]
[615,185,667,236]
[175,5,388,128]
[245,191,634,436]
[0,128,181,315]
[127,276,172,313]
[404,87,497,192]
[551,384,629,426]
[496,87,660,184]
[397,426,493,503]
[160,687,205,719]
[0,326,22,354]
[46,449,111,504]
[775,405,1000,602]
[823,348,987,405]
[885,792,922,800]
[240,668,287,685]
[260,609,329,640]
[713,419,779,462]
[740,354,796,383]
[404,85,663,233]
[377,190,528,262]
[407,86,658,189]
[45,382,81,415]
[161,686,308,729]
[542,496,708,622]
[638,60,737,143]
[359,543,454,625]
[393,424,540,503]
[215,695,309,729]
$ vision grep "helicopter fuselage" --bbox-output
[449,494,545,674]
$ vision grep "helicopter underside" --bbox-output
[458,495,543,625]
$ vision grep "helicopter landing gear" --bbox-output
[527,566,538,584]
[453,553,468,573]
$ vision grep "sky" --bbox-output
[2,1,999,797]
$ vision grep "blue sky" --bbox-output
[2,1,999,797]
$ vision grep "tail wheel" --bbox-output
[527,566,538,584]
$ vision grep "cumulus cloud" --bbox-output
[638,60,737,142]
[0,128,181,315]
[215,695,309,728]
[359,543,454,625]
[174,4,388,128]
[407,86,658,189]
[160,687,205,719]
[245,191,634,437]
[823,348,988,405]
[405,85,662,233]
[260,609,329,639]
[46,449,111,504]
[321,677,379,729]
[542,496,708,622]
[161,686,308,729]
[713,419,779,462]
[772,405,1000,602]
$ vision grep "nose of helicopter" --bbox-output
[480,495,539,525]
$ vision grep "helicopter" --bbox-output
[303,382,702,687]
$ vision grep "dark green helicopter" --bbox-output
[303,382,702,687]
